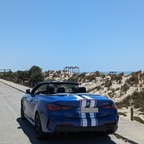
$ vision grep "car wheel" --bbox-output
[21,101,26,120]
[35,113,45,139]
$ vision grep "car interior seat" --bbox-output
[57,87,65,93]
[79,87,86,93]
[72,86,79,93]
[46,84,55,94]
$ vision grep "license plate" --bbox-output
[79,108,99,113]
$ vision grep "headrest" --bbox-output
[79,87,86,93]
[72,86,79,93]
[57,87,65,93]
[46,84,55,94]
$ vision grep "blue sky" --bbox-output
[0,0,144,72]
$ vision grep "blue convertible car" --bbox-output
[21,81,119,139]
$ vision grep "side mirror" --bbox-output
[26,89,31,94]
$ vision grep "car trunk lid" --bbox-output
[47,94,115,118]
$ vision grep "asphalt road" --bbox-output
[0,81,128,144]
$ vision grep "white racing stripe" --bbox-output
[90,99,95,107]
[82,95,98,127]
[82,95,92,99]
[80,98,87,127]
[73,95,98,127]
[81,113,87,127]
[73,95,83,100]
[81,99,86,108]
[90,113,97,126]
[73,95,87,126]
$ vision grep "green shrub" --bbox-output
[116,91,144,113]
[121,84,130,93]
[116,87,120,91]
[134,116,144,124]
[118,112,127,117]
[111,73,123,82]
[104,79,112,87]
[126,73,139,86]
[95,86,101,91]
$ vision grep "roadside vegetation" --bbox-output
[133,116,144,124]
[116,91,144,114]
[1,67,144,121]
[0,65,44,87]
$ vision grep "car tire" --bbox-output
[35,113,45,139]
[21,101,26,120]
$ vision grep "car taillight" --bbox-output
[47,104,73,111]
[102,103,117,109]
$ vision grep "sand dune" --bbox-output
[45,70,144,121]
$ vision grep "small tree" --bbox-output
[15,70,29,84]
[28,65,44,87]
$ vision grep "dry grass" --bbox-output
[134,116,144,124]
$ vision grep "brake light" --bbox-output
[48,104,61,110]
[47,104,73,111]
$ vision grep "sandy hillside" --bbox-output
[45,70,144,121]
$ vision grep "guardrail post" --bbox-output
[130,107,133,121]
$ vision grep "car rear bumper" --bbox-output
[41,112,119,133]
[54,123,118,133]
